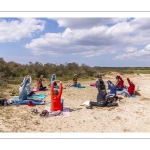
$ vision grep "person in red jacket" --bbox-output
[116,75,124,90]
[118,78,135,97]
[127,78,135,95]
[51,80,63,111]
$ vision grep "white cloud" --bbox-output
[145,44,150,51]
[0,18,45,42]
[114,44,150,61]
[125,47,137,53]
[52,18,127,29]
[25,18,150,61]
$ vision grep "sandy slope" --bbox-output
[0,73,150,132]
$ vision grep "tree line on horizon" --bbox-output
[0,57,149,85]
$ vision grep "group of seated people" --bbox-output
[86,73,136,109]
[18,75,46,105]
[17,74,63,107]
[1,72,136,113]
[16,73,80,107]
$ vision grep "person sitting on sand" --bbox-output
[116,75,124,91]
[86,74,107,109]
[118,78,135,97]
[107,80,117,96]
[49,74,57,87]
[106,95,119,107]
[106,80,118,102]
[51,80,63,111]
[72,74,81,87]
[22,75,35,96]
[18,78,45,105]
[36,75,47,91]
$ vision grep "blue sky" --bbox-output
[0,17,150,67]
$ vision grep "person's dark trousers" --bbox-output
[90,101,99,106]
[40,87,47,91]
[39,84,47,91]
[27,91,35,96]
[116,87,123,91]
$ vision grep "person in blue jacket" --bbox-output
[107,80,117,96]
[49,74,57,86]
[22,75,35,96]
[106,80,119,107]
[18,77,45,105]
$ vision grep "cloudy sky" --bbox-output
[0,17,150,67]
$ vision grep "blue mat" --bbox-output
[13,94,47,99]
[72,86,86,88]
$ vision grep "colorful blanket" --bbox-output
[13,94,47,99]
[42,106,71,118]
[31,88,48,92]
[72,85,86,88]
[90,83,96,87]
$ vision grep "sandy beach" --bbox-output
[0,73,150,132]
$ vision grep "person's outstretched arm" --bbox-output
[59,82,63,97]
[29,77,32,85]
[118,75,123,81]
[107,80,111,89]
[51,81,55,96]
[19,78,28,93]
[127,78,131,85]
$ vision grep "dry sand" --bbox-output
[0,73,150,132]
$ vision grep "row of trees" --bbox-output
[0,57,150,85]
